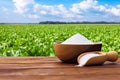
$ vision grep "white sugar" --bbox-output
[62,33,93,44]
[78,53,100,67]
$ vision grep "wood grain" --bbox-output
[0,57,120,80]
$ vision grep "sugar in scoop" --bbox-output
[77,51,118,67]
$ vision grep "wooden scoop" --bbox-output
[77,51,118,67]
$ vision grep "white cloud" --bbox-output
[28,14,39,19]
[40,11,47,15]
[70,0,108,13]
[3,7,8,12]
[13,0,34,14]
[117,5,120,8]
[11,0,120,21]
[2,7,9,14]
[70,0,120,17]
[33,4,58,15]
[70,0,98,13]
[33,3,74,18]
[108,7,120,16]
[70,5,81,14]
[97,5,106,11]
[78,0,98,10]
[33,3,40,13]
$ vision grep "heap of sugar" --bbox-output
[62,33,93,44]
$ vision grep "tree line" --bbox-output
[39,21,120,24]
[0,21,120,24]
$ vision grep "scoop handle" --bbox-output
[99,51,118,62]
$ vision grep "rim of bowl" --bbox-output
[53,42,102,45]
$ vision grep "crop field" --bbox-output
[0,24,120,56]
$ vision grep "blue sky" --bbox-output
[0,0,120,23]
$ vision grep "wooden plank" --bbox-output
[0,60,119,69]
[0,56,119,62]
[0,75,120,80]
[0,63,75,69]
[0,57,60,63]
[0,57,119,80]
[0,68,120,76]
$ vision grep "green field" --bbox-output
[0,24,120,56]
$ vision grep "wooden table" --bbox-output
[0,57,120,80]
